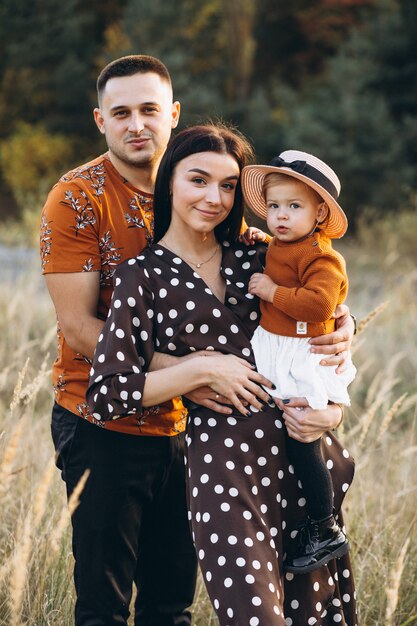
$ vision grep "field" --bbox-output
[0,211,416,625]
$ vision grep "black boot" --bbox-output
[283,514,349,574]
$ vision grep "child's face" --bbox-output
[265,178,326,242]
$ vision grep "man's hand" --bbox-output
[309,304,354,373]
[184,386,234,415]
[248,272,277,303]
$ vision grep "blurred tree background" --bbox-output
[0,0,416,229]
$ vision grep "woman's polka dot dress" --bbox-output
[88,241,357,625]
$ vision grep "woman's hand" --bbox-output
[309,304,354,373]
[181,351,245,415]
[150,350,265,415]
[275,397,343,443]
[203,354,274,417]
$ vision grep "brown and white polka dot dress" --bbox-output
[88,241,357,626]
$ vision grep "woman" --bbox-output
[87,124,357,625]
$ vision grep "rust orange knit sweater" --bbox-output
[260,231,348,338]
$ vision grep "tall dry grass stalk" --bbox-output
[356,300,390,336]
[353,375,396,448]
[378,393,408,442]
[20,352,51,406]
[357,398,379,448]
[0,415,26,498]
[50,469,91,553]
[9,358,29,413]
[2,455,89,625]
[33,456,57,527]
[9,512,33,626]
[385,537,411,625]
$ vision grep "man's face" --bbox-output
[94,72,180,172]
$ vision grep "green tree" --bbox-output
[0,0,124,139]
[98,0,257,126]
[0,0,128,216]
[276,0,417,221]
[0,0,86,136]
[0,0,414,226]
[362,0,417,169]
[252,0,374,89]
[0,122,77,212]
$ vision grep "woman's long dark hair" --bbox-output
[153,123,254,243]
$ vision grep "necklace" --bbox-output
[159,238,220,269]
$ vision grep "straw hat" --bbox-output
[241,150,348,238]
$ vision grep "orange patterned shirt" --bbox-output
[40,153,187,436]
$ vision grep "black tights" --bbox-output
[285,435,333,521]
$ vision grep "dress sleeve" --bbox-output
[40,180,101,274]
[86,259,155,421]
[272,253,347,322]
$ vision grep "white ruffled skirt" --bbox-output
[251,325,356,409]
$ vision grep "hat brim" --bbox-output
[241,165,348,239]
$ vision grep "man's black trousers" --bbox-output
[51,403,197,626]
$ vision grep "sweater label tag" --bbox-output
[296,321,307,335]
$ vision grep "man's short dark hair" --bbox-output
[97,55,172,103]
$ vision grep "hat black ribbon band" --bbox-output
[269,156,338,200]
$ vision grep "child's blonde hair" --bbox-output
[262,173,323,204]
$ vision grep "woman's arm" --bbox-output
[87,262,274,420]
[90,348,273,420]
[143,354,273,416]
[275,397,343,442]
[149,351,240,415]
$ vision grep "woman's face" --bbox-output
[169,151,240,235]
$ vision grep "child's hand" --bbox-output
[248,272,277,303]
[239,227,267,246]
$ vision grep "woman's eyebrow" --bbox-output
[188,168,239,180]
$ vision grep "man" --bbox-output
[40,55,195,626]
[40,54,354,626]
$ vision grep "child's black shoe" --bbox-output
[283,514,349,574]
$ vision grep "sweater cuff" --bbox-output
[272,284,289,309]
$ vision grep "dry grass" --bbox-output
[0,272,74,625]
[0,210,417,625]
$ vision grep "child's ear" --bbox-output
[317,202,329,224]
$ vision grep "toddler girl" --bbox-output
[241,150,356,573]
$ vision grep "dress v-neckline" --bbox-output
[154,242,228,304]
